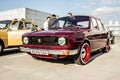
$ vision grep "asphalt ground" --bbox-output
[0,37,120,80]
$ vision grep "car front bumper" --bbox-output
[20,47,78,56]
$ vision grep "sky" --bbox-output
[0,0,120,25]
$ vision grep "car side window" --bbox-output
[18,21,24,30]
[26,22,36,31]
[96,19,105,31]
[91,18,99,30]
[10,21,19,30]
[26,22,33,29]
[77,21,89,28]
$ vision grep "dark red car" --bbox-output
[21,15,110,65]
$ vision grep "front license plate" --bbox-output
[31,49,49,55]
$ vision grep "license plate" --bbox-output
[30,49,49,55]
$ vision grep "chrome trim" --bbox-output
[20,47,78,55]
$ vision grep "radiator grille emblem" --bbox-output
[38,39,41,43]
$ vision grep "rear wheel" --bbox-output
[74,43,90,65]
[102,40,110,53]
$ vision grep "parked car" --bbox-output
[0,19,39,55]
[21,15,110,65]
[106,27,115,44]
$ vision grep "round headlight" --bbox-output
[58,37,66,46]
[23,37,29,44]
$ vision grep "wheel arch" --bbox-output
[74,39,91,65]
[77,38,91,54]
[81,38,91,50]
[0,39,5,49]
[84,40,90,47]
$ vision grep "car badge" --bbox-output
[38,39,41,43]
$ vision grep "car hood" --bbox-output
[23,28,87,43]
[23,28,84,37]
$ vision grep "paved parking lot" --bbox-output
[0,37,120,80]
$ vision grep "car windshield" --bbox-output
[0,20,11,29]
[51,16,89,29]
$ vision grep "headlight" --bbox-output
[23,37,29,44]
[58,37,66,46]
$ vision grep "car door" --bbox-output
[8,20,21,46]
[8,20,32,46]
[96,19,107,48]
[89,18,104,51]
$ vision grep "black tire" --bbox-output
[111,37,115,44]
[102,40,110,53]
[0,42,3,55]
[74,43,90,65]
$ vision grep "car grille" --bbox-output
[29,36,59,45]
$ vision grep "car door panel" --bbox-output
[8,30,31,46]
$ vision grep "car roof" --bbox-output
[60,15,101,20]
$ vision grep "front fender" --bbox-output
[0,30,8,48]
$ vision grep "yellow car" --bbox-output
[0,19,39,55]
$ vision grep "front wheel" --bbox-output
[74,43,90,65]
[0,43,3,55]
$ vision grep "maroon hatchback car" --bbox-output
[21,15,110,65]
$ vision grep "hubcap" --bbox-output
[81,44,90,62]
[81,48,86,58]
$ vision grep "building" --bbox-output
[0,8,53,28]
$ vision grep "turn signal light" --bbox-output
[63,51,70,55]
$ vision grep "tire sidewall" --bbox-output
[0,43,3,54]
[75,42,90,65]
[111,37,115,44]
